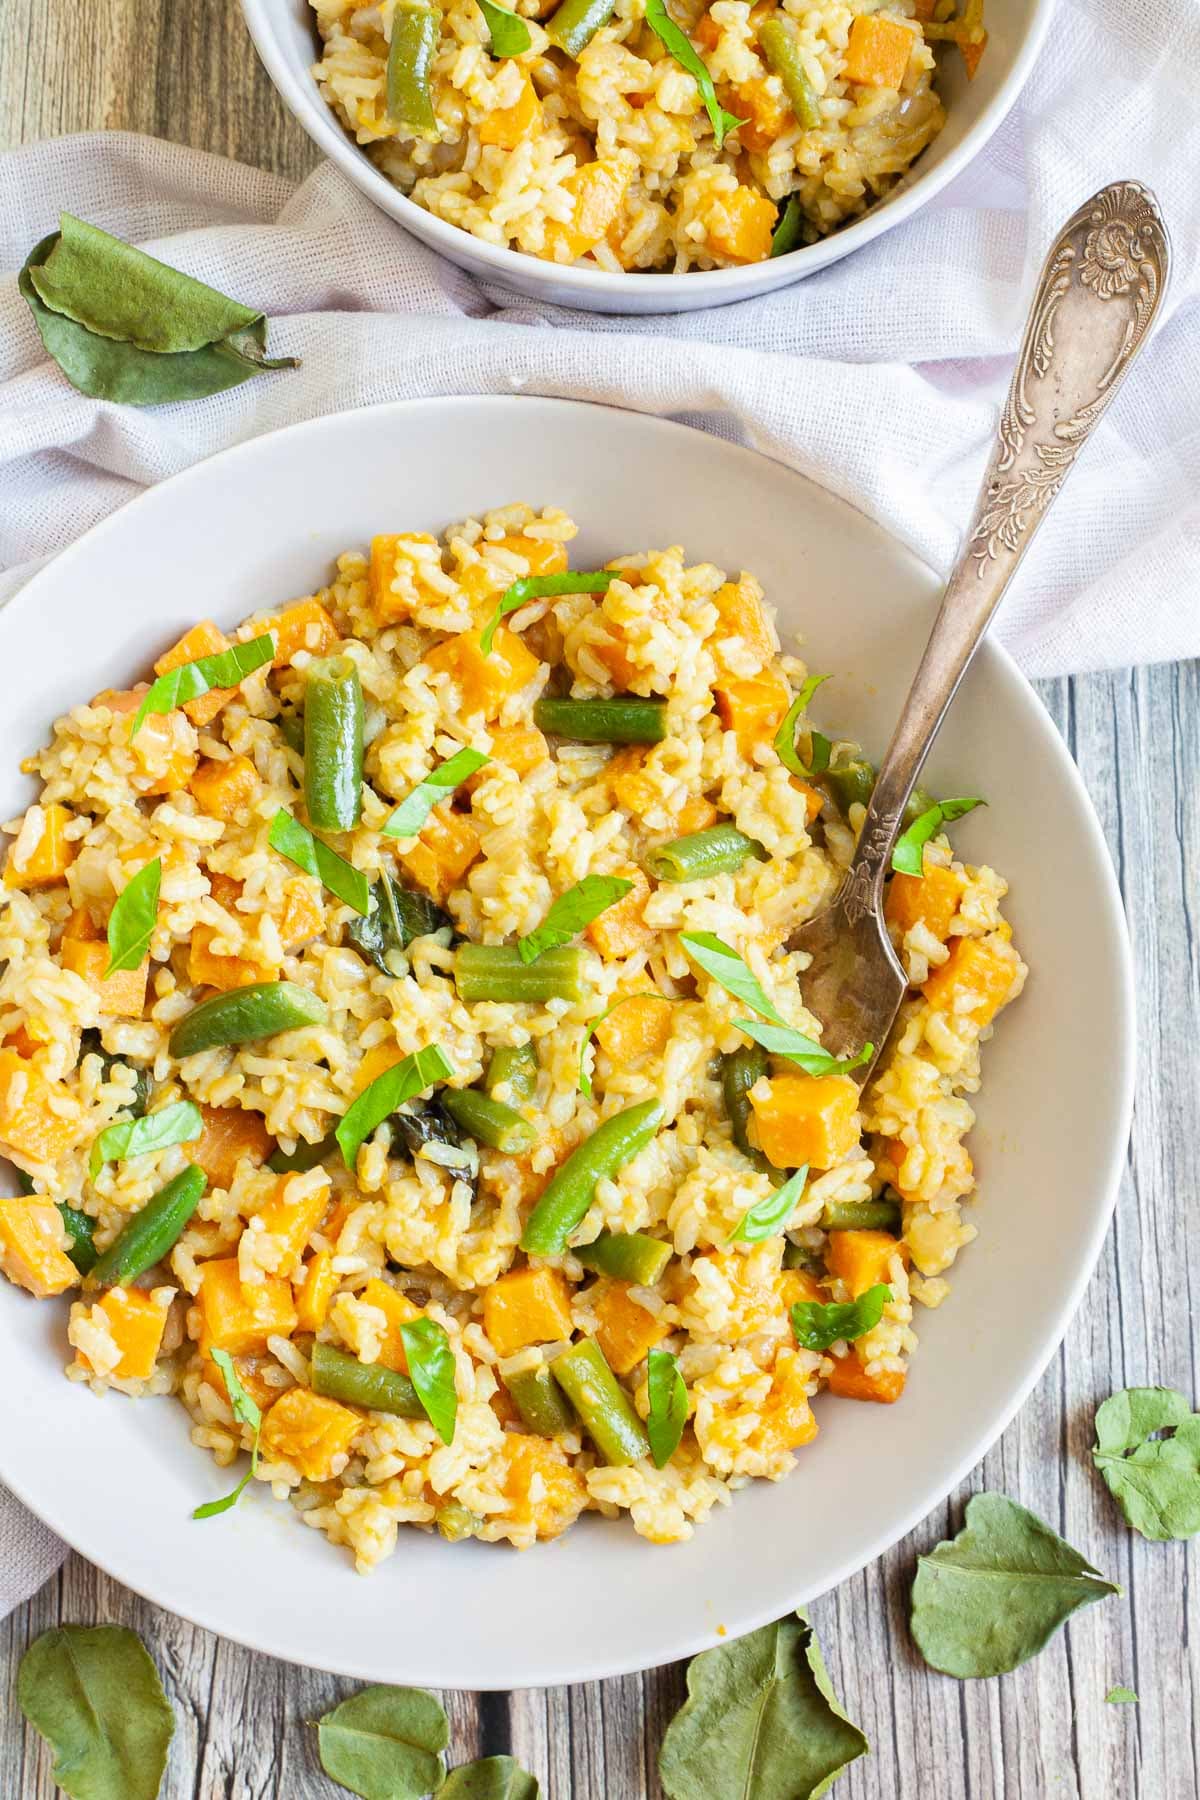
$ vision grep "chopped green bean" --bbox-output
[575,1231,672,1285]
[454,943,586,1004]
[310,1340,425,1418]
[169,982,326,1058]
[644,823,760,883]
[505,1363,576,1436]
[387,0,443,136]
[721,1045,770,1172]
[822,1198,902,1233]
[782,1238,824,1273]
[522,1100,664,1254]
[820,755,876,816]
[902,784,937,829]
[551,1339,649,1466]
[757,17,821,128]
[268,1132,336,1174]
[441,1087,535,1153]
[88,1165,206,1288]
[57,1203,97,1276]
[303,655,364,832]
[485,1042,538,1104]
[544,0,616,56]
[534,696,667,745]
[436,1500,482,1541]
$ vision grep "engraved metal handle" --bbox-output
[835,181,1170,928]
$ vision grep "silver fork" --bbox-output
[789,180,1170,1078]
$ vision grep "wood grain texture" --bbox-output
[2,6,1198,1796]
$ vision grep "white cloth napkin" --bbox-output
[0,0,1196,1611]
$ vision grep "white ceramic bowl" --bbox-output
[0,397,1132,1688]
[240,0,1054,314]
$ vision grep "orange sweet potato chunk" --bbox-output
[843,13,914,87]
[294,1249,338,1332]
[705,186,778,263]
[87,1287,168,1380]
[749,1074,860,1172]
[464,726,547,793]
[594,993,674,1064]
[825,1228,906,1298]
[360,1276,423,1374]
[189,755,259,823]
[198,1258,298,1357]
[191,1104,273,1191]
[478,75,542,148]
[711,579,775,669]
[885,861,966,942]
[260,1386,361,1480]
[424,626,540,720]
[61,937,148,1018]
[0,1051,81,1163]
[274,877,324,950]
[827,1350,906,1403]
[714,673,791,756]
[254,1174,330,1276]
[543,158,634,261]
[154,621,235,727]
[0,1198,78,1296]
[4,803,75,890]
[585,865,654,959]
[483,1266,574,1358]
[394,805,482,902]
[922,934,1018,1028]
[502,1433,588,1538]
[267,598,338,666]
[593,1281,669,1375]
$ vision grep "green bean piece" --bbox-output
[506,1363,576,1436]
[386,0,443,137]
[820,755,876,816]
[575,1231,672,1285]
[279,707,305,754]
[88,1165,206,1288]
[169,982,326,1059]
[521,1100,664,1255]
[822,1198,902,1233]
[902,785,936,829]
[757,18,821,129]
[57,1203,97,1276]
[544,0,617,56]
[721,1045,770,1172]
[441,1087,536,1153]
[454,943,586,1004]
[436,1500,481,1542]
[268,1132,336,1174]
[533,696,667,745]
[782,1238,823,1273]
[310,1340,425,1418]
[551,1339,650,1466]
[485,1042,538,1104]
[644,823,760,883]
[303,655,364,832]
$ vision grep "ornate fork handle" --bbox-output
[835,180,1171,930]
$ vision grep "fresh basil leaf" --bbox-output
[131,633,274,738]
[17,1623,175,1800]
[399,1316,458,1444]
[730,1165,808,1243]
[381,748,489,839]
[658,1607,867,1800]
[105,856,161,977]
[769,195,804,259]
[679,930,785,1024]
[772,673,831,778]
[193,1347,263,1519]
[790,1283,890,1351]
[891,795,985,877]
[439,1757,541,1799]
[1092,1386,1200,1541]
[268,807,371,917]
[88,1099,203,1183]
[315,1684,449,1800]
[910,1492,1120,1678]
[480,570,616,657]
[477,0,532,54]
[1106,1686,1138,1705]
[643,0,743,149]
[346,873,451,974]
[647,1347,688,1469]
[336,1045,455,1168]
[734,1016,872,1078]
[518,873,632,964]
[577,991,675,1098]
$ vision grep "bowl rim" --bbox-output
[0,395,1134,1686]
[239,0,1057,305]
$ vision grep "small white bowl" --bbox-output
[240,0,1055,314]
[0,397,1131,1688]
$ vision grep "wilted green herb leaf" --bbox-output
[89,1098,203,1182]
[268,807,371,917]
[131,634,274,738]
[772,673,831,778]
[315,1685,448,1800]
[336,1045,455,1169]
[1106,1686,1138,1705]
[790,1284,890,1352]
[910,1493,1120,1678]
[730,1166,808,1244]
[679,931,783,1023]
[399,1316,458,1444]
[381,748,489,839]
[105,857,160,977]
[480,570,615,656]
[1092,1386,1200,1541]
[439,1754,541,1798]
[891,796,984,877]
[346,872,451,975]
[659,1608,867,1799]
[17,1624,175,1800]
[769,196,804,259]
[734,1016,872,1079]
[644,0,743,149]
[518,873,632,964]
[193,1348,262,1519]
[646,1347,688,1469]
[477,0,532,55]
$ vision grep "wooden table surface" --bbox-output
[2,4,1198,1796]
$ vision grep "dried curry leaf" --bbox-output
[315,1684,448,1800]
[438,1755,541,1798]
[1092,1386,1200,1541]
[910,1492,1120,1678]
[658,1608,867,1799]
[17,1624,175,1800]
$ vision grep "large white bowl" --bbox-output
[240,0,1054,314]
[0,397,1132,1688]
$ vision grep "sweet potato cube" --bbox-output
[360,1277,423,1373]
[0,1051,81,1163]
[260,1386,361,1480]
[0,1198,78,1296]
[188,927,263,992]
[295,1249,338,1333]
[607,749,659,819]
[274,877,324,949]
[493,536,569,579]
[483,1266,574,1358]
[154,621,235,727]
[394,805,481,902]
[585,865,654,959]
[594,993,674,1063]
[189,755,259,823]
[676,794,719,833]
[464,725,547,792]
[731,78,789,155]
[424,626,540,720]
[749,1074,860,1172]
[198,1257,298,1357]
[714,673,791,756]
[794,780,824,824]
[922,934,1018,1029]
[844,12,913,87]
[368,533,441,624]
[779,1267,826,1308]
[705,186,778,263]
[61,937,148,1018]
[86,1287,168,1380]
[544,157,634,261]
[203,1351,280,1412]
[267,598,338,666]
[191,1104,273,1190]
[593,1281,669,1375]
[255,1174,330,1276]
[502,1433,587,1538]
[4,803,75,890]
[712,579,775,668]
[126,709,197,797]
[827,1350,906,1403]
[478,74,542,148]
[960,31,987,79]
[886,861,966,942]
[826,1228,905,1298]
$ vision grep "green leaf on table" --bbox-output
[381,748,490,839]
[646,1347,688,1469]
[772,673,831,778]
[105,856,161,977]
[1092,1386,1200,1541]
[1106,1686,1139,1705]
[131,633,274,738]
[89,1098,203,1182]
[336,1044,455,1169]
[17,1623,175,1800]
[439,1754,541,1798]
[399,1316,458,1444]
[19,216,297,406]
[891,796,984,877]
[730,1165,808,1243]
[193,1347,263,1519]
[480,570,616,656]
[643,0,743,150]
[658,1607,867,1800]
[315,1684,449,1800]
[769,196,804,259]
[679,930,784,1023]
[518,873,632,964]
[477,0,532,55]
[268,807,371,917]
[910,1492,1120,1678]
[734,1016,872,1079]
[790,1284,890,1352]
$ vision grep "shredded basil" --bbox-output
[336,1044,455,1169]
[193,1349,263,1519]
[400,1316,458,1444]
[891,795,985,877]
[790,1283,890,1351]
[131,634,274,739]
[643,0,743,149]
[773,672,831,778]
[769,195,805,258]
[480,569,616,657]
[478,0,532,54]
[730,1165,808,1243]
[733,1017,872,1079]
[381,748,489,839]
[646,1347,688,1469]
[88,1099,203,1183]
[518,873,631,964]
[267,807,371,917]
[105,857,161,977]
